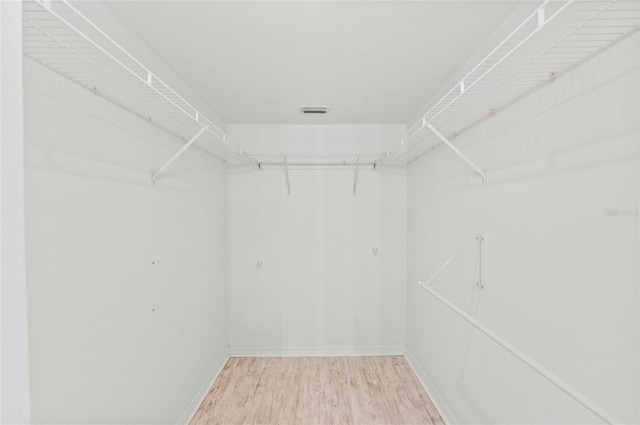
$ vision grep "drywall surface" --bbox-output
[23,57,228,423]
[406,34,639,424]
[227,125,406,354]
[1,2,31,423]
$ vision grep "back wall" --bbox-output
[227,124,406,355]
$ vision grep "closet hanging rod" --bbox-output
[242,164,380,170]
[417,282,620,424]
[242,152,390,168]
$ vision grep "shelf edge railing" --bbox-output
[29,0,255,169]
[380,0,578,171]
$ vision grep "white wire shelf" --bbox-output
[241,152,390,168]
[383,0,640,165]
[22,0,639,174]
[22,0,252,166]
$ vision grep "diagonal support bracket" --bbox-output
[419,233,484,290]
[426,123,487,182]
[152,126,208,183]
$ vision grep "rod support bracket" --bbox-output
[284,156,291,196]
[421,232,484,288]
[426,123,487,182]
[353,158,360,196]
[151,125,208,182]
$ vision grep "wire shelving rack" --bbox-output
[22,0,640,175]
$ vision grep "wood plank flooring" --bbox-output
[190,356,444,425]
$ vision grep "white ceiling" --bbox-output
[105,1,522,125]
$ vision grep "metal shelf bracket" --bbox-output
[284,156,291,195]
[426,124,487,182]
[353,157,360,196]
[152,126,208,183]
[419,232,484,291]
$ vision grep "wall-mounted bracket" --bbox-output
[426,124,487,182]
[537,7,546,27]
[476,233,484,289]
[353,157,359,196]
[418,232,484,291]
[284,156,291,195]
[152,126,208,183]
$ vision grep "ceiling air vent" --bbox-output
[300,106,331,115]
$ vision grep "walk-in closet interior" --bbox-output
[1,0,639,424]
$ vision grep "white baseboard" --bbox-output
[404,349,457,425]
[177,349,230,425]
[229,346,405,357]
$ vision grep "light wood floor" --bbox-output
[190,356,444,425]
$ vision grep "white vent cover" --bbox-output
[299,105,331,115]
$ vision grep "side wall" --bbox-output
[227,125,406,355]
[24,50,228,425]
[1,2,31,423]
[406,34,639,424]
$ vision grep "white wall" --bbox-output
[406,33,639,424]
[1,1,31,423]
[227,125,406,355]
[23,53,228,425]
